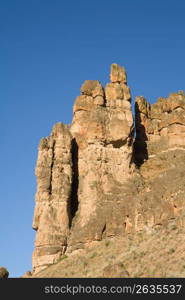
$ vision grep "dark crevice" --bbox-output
[69,138,79,228]
[101,223,106,239]
[48,139,55,195]
[128,127,135,147]
[133,102,148,168]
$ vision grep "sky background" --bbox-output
[0,0,185,277]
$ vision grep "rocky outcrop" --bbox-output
[32,123,73,273]
[134,92,185,166]
[0,267,9,278]
[133,92,185,233]
[68,63,134,251]
[32,63,185,275]
[32,63,134,273]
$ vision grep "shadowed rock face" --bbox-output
[0,267,9,278]
[32,64,185,275]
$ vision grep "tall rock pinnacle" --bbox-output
[68,64,134,251]
[32,64,134,273]
[32,123,73,273]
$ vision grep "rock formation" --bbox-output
[32,123,73,272]
[68,64,134,252]
[32,64,185,275]
[0,267,9,278]
[134,92,185,166]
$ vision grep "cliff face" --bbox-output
[134,92,185,165]
[32,123,73,270]
[32,64,185,275]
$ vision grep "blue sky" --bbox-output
[0,0,185,277]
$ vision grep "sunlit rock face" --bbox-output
[32,64,185,275]
[32,123,73,273]
[134,92,185,165]
[68,64,134,251]
[32,64,134,272]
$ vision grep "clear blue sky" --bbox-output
[0,0,184,277]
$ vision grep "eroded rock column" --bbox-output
[32,123,72,273]
[68,64,134,250]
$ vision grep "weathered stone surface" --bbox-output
[32,122,73,273]
[134,92,185,166]
[0,267,9,278]
[80,80,104,98]
[110,63,127,83]
[106,64,131,107]
[68,64,134,251]
[132,91,185,235]
[31,64,185,277]
[32,64,134,270]
[21,271,32,278]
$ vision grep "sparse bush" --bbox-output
[132,251,137,260]
[90,252,97,259]
[105,241,110,247]
[140,251,146,258]
[83,262,88,267]
[168,248,175,254]
[171,225,177,230]
[60,255,68,260]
